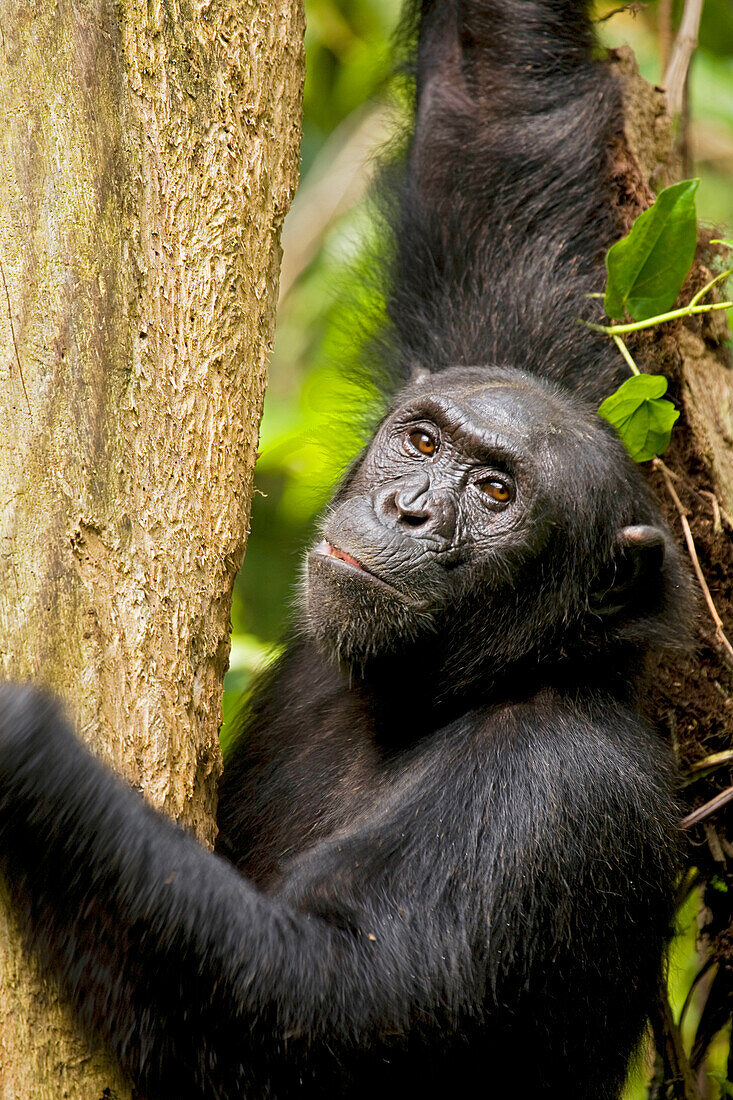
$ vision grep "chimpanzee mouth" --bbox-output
[312,540,429,608]
[322,541,366,572]
[316,539,389,586]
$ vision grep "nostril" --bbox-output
[400,513,428,527]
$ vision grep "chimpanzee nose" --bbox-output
[374,473,457,540]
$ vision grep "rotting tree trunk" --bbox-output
[0,1,303,1096]
[611,49,733,1098]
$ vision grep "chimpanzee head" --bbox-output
[305,367,689,684]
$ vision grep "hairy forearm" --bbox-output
[0,690,322,1088]
[0,688,433,1095]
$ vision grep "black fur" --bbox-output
[0,3,690,1098]
[381,0,627,400]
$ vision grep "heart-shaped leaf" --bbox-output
[605,179,699,322]
[598,374,679,463]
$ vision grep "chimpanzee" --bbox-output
[0,1,691,1098]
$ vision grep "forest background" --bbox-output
[224,1,733,1096]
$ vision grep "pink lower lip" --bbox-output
[323,541,364,571]
[317,539,427,609]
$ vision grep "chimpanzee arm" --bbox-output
[387,0,622,398]
[0,685,677,1098]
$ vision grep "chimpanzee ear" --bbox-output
[410,364,431,385]
[590,525,666,617]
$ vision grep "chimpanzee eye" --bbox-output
[406,428,438,457]
[479,478,513,503]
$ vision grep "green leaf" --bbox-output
[710,238,733,248]
[598,375,680,463]
[604,179,700,322]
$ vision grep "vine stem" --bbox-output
[654,458,733,666]
[611,334,640,375]
[688,749,733,774]
[585,299,733,336]
[688,267,733,309]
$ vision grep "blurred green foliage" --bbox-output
[224,3,732,1093]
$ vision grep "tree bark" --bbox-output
[0,1,303,1096]
[611,48,733,1098]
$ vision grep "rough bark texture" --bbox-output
[610,48,733,1097]
[0,1,303,1096]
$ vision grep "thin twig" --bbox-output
[682,785,733,829]
[651,464,724,529]
[661,463,683,482]
[654,458,733,666]
[704,823,727,864]
[0,257,31,417]
[664,0,705,117]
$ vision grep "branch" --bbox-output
[658,0,674,73]
[664,0,705,117]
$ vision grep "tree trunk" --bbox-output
[0,1,303,1096]
[612,48,733,1098]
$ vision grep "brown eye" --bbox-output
[407,429,438,457]
[480,478,513,503]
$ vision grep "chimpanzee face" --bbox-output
[304,365,661,669]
